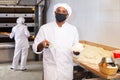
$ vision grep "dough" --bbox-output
[76,44,112,65]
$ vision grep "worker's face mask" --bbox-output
[55,13,67,22]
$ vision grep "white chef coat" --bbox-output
[10,23,30,69]
[33,21,79,80]
[10,24,30,48]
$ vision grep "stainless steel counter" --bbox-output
[0,41,39,63]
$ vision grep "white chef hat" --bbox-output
[16,17,25,24]
[53,3,72,17]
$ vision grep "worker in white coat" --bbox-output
[10,17,30,71]
[33,3,79,80]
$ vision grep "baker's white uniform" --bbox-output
[10,17,30,69]
[33,22,79,80]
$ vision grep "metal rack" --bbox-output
[0,6,35,42]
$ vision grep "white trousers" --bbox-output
[12,47,28,69]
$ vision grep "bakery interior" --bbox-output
[0,0,120,80]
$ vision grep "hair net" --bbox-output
[16,17,25,24]
[53,3,72,17]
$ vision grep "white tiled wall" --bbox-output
[47,0,120,48]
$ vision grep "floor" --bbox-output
[0,61,119,80]
[0,61,43,80]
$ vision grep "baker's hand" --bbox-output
[73,51,80,55]
[37,40,50,52]
[42,40,50,48]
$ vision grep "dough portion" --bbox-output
[76,44,112,65]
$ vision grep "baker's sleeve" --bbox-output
[73,27,79,45]
[32,27,45,54]
[9,28,15,39]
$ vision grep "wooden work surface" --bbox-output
[73,57,120,79]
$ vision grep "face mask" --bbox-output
[55,13,67,22]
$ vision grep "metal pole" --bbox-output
[34,5,40,61]
[34,0,47,61]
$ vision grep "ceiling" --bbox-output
[0,0,42,6]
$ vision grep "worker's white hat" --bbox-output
[53,3,72,17]
[16,17,25,24]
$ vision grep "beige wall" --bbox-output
[47,0,120,48]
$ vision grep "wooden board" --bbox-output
[73,40,120,79]
[73,57,120,79]
[80,40,119,51]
